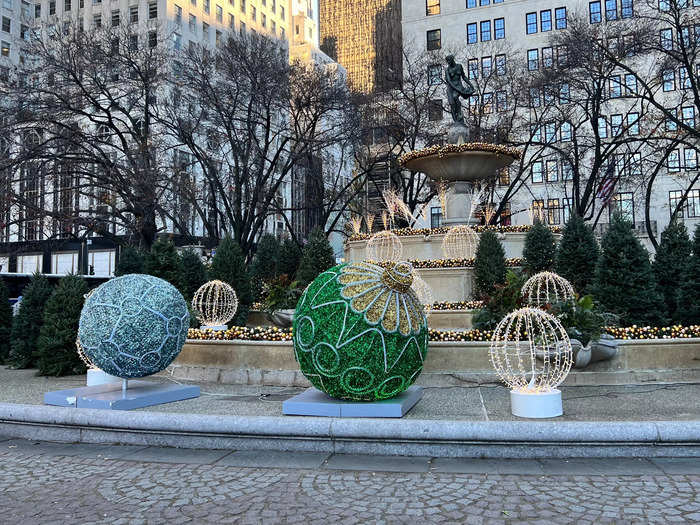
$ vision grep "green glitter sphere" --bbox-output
[293,262,428,401]
[78,274,190,379]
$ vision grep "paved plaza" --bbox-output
[1,437,699,524]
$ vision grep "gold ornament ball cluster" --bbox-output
[367,230,403,263]
[191,280,238,327]
[521,271,576,307]
[442,225,479,260]
[399,142,522,166]
[489,307,573,393]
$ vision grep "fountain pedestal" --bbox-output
[445,181,479,226]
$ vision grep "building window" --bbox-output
[431,207,442,228]
[467,0,476,6]
[668,149,680,171]
[589,1,601,23]
[216,5,223,22]
[1,17,10,33]
[527,49,539,70]
[526,12,537,34]
[624,73,637,94]
[93,14,102,27]
[149,2,157,19]
[542,47,553,68]
[466,23,477,44]
[427,29,441,50]
[610,192,634,222]
[428,64,442,85]
[496,90,507,111]
[480,20,491,41]
[660,28,673,50]
[559,83,570,104]
[627,113,639,135]
[621,0,633,17]
[529,87,541,107]
[547,199,561,224]
[685,148,697,169]
[555,7,567,29]
[496,54,506,75]
[429,99,443,121]
[561,121,572,141]
[541,10,552,32]
[598,117,608,138]
[203,22,209,40]
[0,41,9,57]
[426,0,440,15]
[148,30,157,48]
[64,0,71,11]
[670,189,700,217]
[189,14,196,32]
[611,114,623,135]
[468,58,478,78]
[546,159,558,181]
[494,18,505,39]
[204,0,210,13]
[130,6,139,23]
[532,200,545,221]
[111,10,120,27]
[482,56,492,76]
[229,13,234,28]
[532,161,544,183]
[609,75,622,98]
[682,106,696,127]
[605,0,618,20]
[663,69,675,91]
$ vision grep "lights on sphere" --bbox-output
[521,271,575,307]
[192,280,238,328]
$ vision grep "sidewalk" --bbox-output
[0,366,698,458]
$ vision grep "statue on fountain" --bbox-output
[444,55,475,143]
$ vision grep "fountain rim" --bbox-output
[399,142,522,168]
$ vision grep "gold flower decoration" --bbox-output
[337,261,426,336]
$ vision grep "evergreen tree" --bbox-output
[677,224,700,326]
[36,275,88,376]
[555,214,600,294]
[0,278,12,363]
[592,213,666,326]
[144,238,184,292]
[297,227,336,286]
[209,236,252,325]
[653,220,692,322]
[115,245,145,276]
[180,249,208,302]
[474,230,507,299]
[522,219,556,275]
[252,234,280,282]
[279,238,302,278]
[7,273,53,369]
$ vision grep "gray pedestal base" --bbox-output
[282,386,422,418]
[44,381,200,410]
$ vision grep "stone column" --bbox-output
[444,181,479,226]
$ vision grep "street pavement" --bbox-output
[1,437,698,524]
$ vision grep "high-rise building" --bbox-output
[320,0,401,93]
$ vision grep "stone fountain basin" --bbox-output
[403,150,515,182]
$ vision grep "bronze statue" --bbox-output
[444,55,475,125]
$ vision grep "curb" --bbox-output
[0,403,699,458]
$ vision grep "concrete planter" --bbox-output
[169,337,700,387]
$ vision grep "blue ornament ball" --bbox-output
[78,274,190,378]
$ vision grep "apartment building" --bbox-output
[0,0,347,277]
[399,0,699,249]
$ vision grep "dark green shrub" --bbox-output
[36,275,89,376]
[115,245,145,276]
[473,230,506,299]
[473,270,526,330]
[523,220,556,275]
[555,214,600,294]
[592,213,666,326]
[180,249,208,303]
[549,295,611,346]
[144,238,184,292]
[209,236,252,325]
[279,238,302,278]
[653,220,692,322]
[297,227,336,286]
[0,278,12,363]
[677,224,700,326]
[7,273,53,369]
[252,234,281,282]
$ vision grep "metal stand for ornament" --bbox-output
[86,368,121,386]
[510,389,563,418]
[200,324,228,331]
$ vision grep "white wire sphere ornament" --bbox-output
[410,271,434,318]
[367,230,403,262]
[489,307,573,393]
[191,280,238,326]
[442,225,479,260]
[521,271,576,307]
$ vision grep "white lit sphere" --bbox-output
[192,280,238,327]
[367,230,403,262]
[442,225,479,260]
[410,271,433,318]
[521,271,575,307]
[489,307,572,392]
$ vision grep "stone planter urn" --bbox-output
[266,309,295,328]
[572,334,619,369]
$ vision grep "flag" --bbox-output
[597,160,616,204]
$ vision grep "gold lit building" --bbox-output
[319,0,401,93]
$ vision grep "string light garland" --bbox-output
[410,271,434,318]
[442,224,479,260]
[431,301,485,310]
[191,280,238,328]
[368,258,523,269]
[348,224,562,242]
[399,142,522,166]
[521,271,576,308]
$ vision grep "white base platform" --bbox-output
[283,386,423,418]
[86,368,121,386]
[510,389,563,419]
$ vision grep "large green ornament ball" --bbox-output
[293,262,429,401]
[78,274,190,378]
